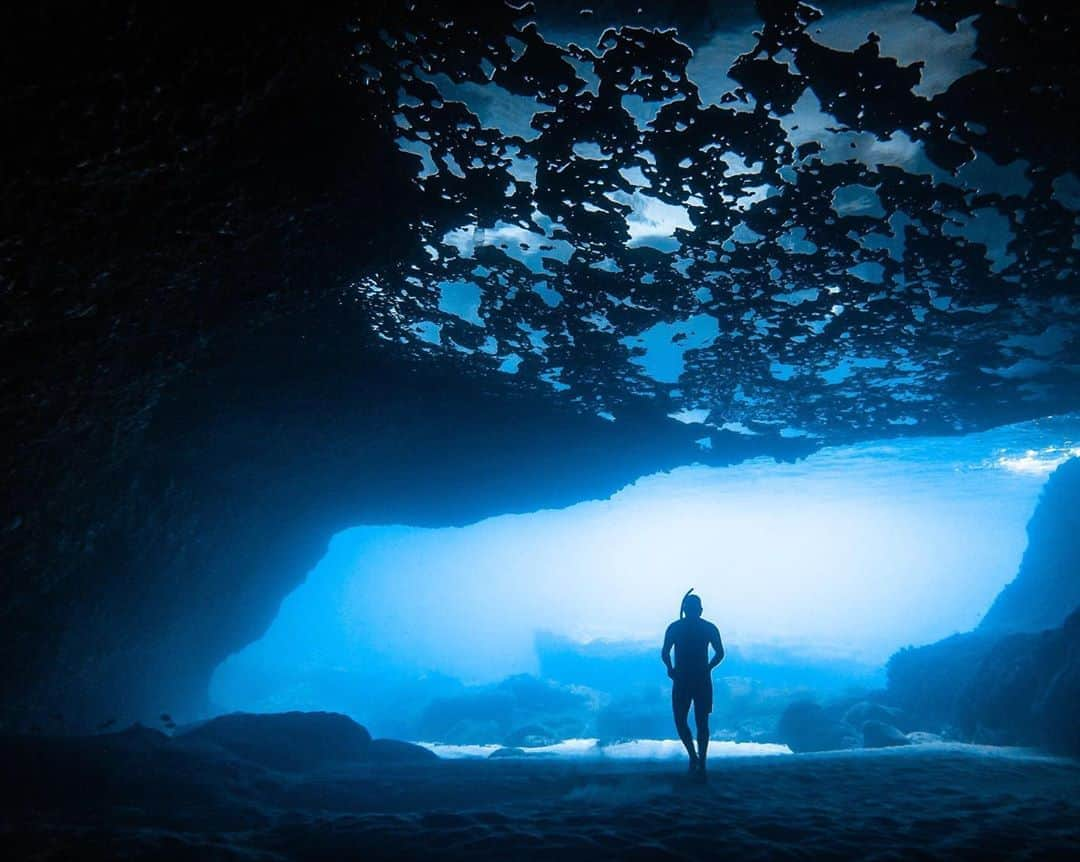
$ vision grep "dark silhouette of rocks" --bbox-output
[488,746,527,759]
[366,738,439,763]
[884,460,1080,756]
[776,701,860,753]
[980,458,1080,634]
[176,711,373,771]
[888,608,1080,756]
[842,701,911,733]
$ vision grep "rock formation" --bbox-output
[3,2,1078,732]
[979,458,1080,634]
[775,701,860,753]
[176,711,373,771]
[886,460,1080,754]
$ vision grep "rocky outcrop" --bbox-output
[366,738,439,763]
[176,711,372,771]
[957,609,1080,754]
[888,609,1080,756]
[885,459,1080,755]
[980,458,1080,634]
[842,701,910,733]
[886,632,999,730]
[488,747,527,759]
[173,710,444,768]
[776,701,860,753]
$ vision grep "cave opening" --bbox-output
[6,0,1080,854]
[209,416,1077,752]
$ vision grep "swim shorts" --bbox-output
[672,672,713,715]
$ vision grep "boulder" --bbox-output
[862,721,911,748]
[175,711,371,771]
[366,738,439,763]
[776,701,859,753]
[842,701,909,732]
[488,747,526,759]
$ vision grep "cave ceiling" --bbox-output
[1,0,1079,727]
[344,0,1079,454]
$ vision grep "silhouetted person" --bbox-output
[661,589,724,776]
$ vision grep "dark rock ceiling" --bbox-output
[0,0,1078,726]
[352,0,1079,447]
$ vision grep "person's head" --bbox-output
[680,589,703,619]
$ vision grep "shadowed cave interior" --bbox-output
[2,1,1080,859]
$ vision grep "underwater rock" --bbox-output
[485,745,558,759]
[887,631,998,730]
[906,732,943,745]
[1036,609,1080,756]
[953,610,1080,756]
[175,711,371,771]
[862,721,911,749]
[843,701,910,732]
[488,747,527,759]
[367,738,440,763]
[980,459,1080,634]
[886,462,1080,756]
[776,701,860,753]
[888,609,1080,756]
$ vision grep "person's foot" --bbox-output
[687,756,699,774]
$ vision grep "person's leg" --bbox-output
[695,705,710,769]
[695,677,713,773]
[672,685,696,767]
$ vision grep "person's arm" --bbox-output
[661,624,676,679]
[708,625,725,670]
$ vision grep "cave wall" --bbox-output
[886,610,1080,755]
[0,1,400,730]
[3,1,1079,732]
[4,292,738,731]
[0,0,803,731]
[886,458,1080,753]
[979,458,1080,634]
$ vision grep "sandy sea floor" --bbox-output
[2,741,1078,860]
